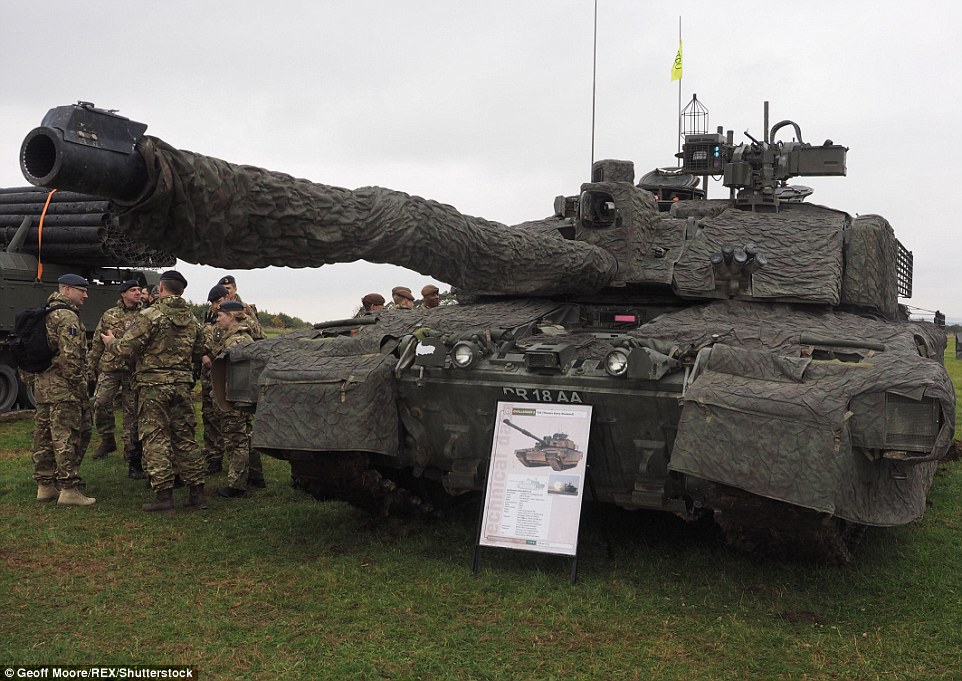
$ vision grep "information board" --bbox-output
[478,401,593,556]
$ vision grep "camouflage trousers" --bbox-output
[138,383,204,491]
[220,409,261,490]
[33,399,92,489]
[200,370,224,467]
[94,370,139,454]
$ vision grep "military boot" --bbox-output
[142,488,175,514]
[185,484,209,510]
[36,483,60,502]
[127,449,146,480]
[91,435,117,459]
[205,457,223,476]
[57,486,96,506]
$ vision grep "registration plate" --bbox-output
[501,387,584,403]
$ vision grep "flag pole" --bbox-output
[676,16,682,164]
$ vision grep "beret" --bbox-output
[219,275,236,286]
[361,293,385,307]
[219,300,245,313]
[118,279,140,293]
[392,286,414,301]
[208,284,229,302]
[160,270,188,287]
[58,273,89,287]
[421,284,440,296]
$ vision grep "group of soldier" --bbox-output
[358,284,442,314]
[31,270,263,514]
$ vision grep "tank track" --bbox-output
[712,484,866,565]
[287,451,434,516]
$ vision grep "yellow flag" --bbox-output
[671,40,683,81]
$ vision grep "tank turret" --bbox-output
[19,101,955,563]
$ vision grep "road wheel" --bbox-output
[0,364,18,413]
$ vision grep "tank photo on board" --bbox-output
[503,419,584,471]
[20,101,955,563]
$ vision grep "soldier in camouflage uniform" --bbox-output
[218,274,264,340]
[206,300,263,497]
[200,284,228,474]
[33,273,96,506]
[89,280,143,477]
[102,270,207,513]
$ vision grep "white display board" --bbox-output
[478,401,593,556]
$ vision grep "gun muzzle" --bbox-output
[20,102,149,201]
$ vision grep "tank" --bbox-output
[0,182,173,412]
[503,419,584,471]
[19,101,956,563]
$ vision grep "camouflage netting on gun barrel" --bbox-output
[641,300,955,526]
[113,138,618,296]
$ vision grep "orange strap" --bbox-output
[36,188,57,280]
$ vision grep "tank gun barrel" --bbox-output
[502,418,549,446]
[21,102,619,296]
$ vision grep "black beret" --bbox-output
[219,274,236,286]
[219,300,245,313]
[118,279,140,293]
[58,273,89,288]
[207,284,229,302]
[160,270,188,287]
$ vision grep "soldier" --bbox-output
[200,284,229,474]
[89,280,143,477]
[218,274,264,340]
[355,292,385,317]
[420,285,441,309]
[206,300,264,497]
[102,270,207,513]
[33,273,96,506]
[391,286,415,310]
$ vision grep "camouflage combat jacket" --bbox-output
[231,294,264,340]
[89,299,142,374]
[113,295,205,387]
[34,291,87,404]
[210,323,254,357]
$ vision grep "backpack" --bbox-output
[8,303,73,373]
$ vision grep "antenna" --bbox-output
[590,0,598,171]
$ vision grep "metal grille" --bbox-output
[884,393,939,451]
[896,240,913,298]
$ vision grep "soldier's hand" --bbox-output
[101,330,117,346]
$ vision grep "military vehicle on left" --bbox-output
[0,184,173,412]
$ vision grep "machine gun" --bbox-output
[680,104,848,211]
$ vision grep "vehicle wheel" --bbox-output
[17,376,36,409]
[0,364,18,413]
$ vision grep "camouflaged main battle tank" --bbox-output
[20,102,956,563]
[503,419,584,471]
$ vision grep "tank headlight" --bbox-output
[604,349,630,376]
[451,341,479,368]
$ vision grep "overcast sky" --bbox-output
[2,1,960,321]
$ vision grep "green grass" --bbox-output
[2,346,961,680]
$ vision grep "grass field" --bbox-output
[1,342,961,680]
